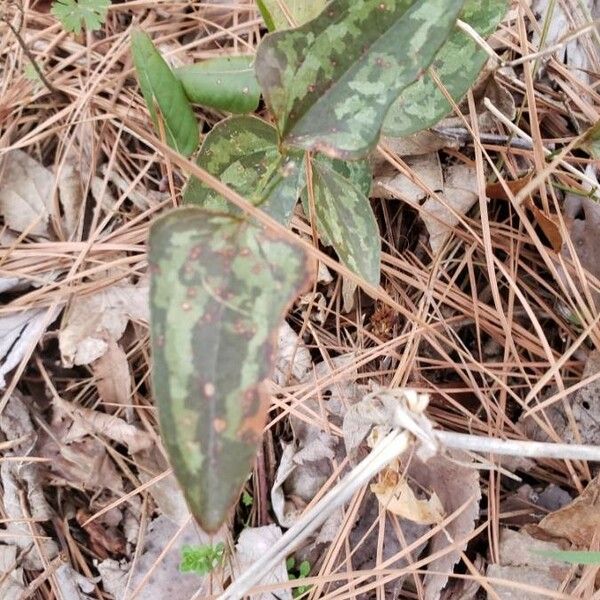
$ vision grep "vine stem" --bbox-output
[219,391,600,600]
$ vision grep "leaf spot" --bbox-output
[204,382,215,397]
[181,302,191,311]
[213,418,227,433]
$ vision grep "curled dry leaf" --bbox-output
[231,525,292,600]
[371,459,444,524]
[0,307,60,388]
[59,278,149,366]
[53,395,153,454]
[273,321,312,385]
[0,150,56,237]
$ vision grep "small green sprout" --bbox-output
[180,542,225,576]
[287,557,311,598]
[242,491,254,507]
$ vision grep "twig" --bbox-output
[3,18,60,96]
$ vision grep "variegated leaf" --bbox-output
[183,116,303,225]
[383,0,507,136]
[175,56,260,114]
[131,30,198,156]
[255,0,465,159]
[149,208,314,532]
[309,159,380,285]
[256,0,327,30]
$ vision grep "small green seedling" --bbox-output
[180,542,226,576]
[241,491,253,507]
[287,557,311,598]
[51,0,110,34]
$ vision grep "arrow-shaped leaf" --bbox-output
[183,116,303,225]
[255,0,465,159]
[131,30,198,156]
[383,0,507,136]
[309,158,380,285]
[149,207,313,532]
[174,56,261,114]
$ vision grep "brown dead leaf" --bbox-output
[0,150,56,237]
[561,187,600,307]
[525,198,563,253]
[54,395,152,453]
[486,172,533,201]
[59,278,149,366]
[535,475,600,547]
[373,152,443,201]
[76,508,126,559]
[406,452,481,600]
[421,163,479,255]
[486,528,575,600]
[0,307,60,388]
[371,460,444,524]
[92,340,131,408]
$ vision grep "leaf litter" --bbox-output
[2,0,600,598]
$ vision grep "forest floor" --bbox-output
[1,0,600,599]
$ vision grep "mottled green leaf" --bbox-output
[301,154,373,245]
[256,0,327,30]
[183,116,303,225]
[131,31,198,156]
[383,0,507,136]
[309,159,380,285]
[255,0,464,159]
[579,119,600,159]
[174,56,260,114]
[149,208,313,532]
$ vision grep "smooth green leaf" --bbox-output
[175,56,260,114]
[51,0,110,33]
[256,0,327,30]
[383,0,507,136]
[183,116,303,225]
[579,119,600,159]
[533,550,600,565]
[131,31,199,156]
[309,159,380,285]
[149,207,313,532]
[255,0,465,159]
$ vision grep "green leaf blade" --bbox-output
[255,0,465,159]
[533,550,600,565]
[175,56,260,114]
[183,116,303,225]
[311,161,380,285]
[383,0,507,136]
[149,208,313,532]
[131,31,199,156]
